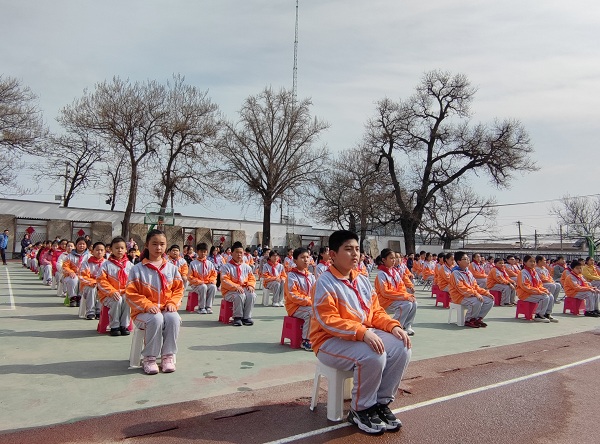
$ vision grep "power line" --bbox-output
[473,193,600,209]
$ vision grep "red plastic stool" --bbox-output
[563,297,585,315]
[186,292,198,312]
[515,300,538,320]
[490,290,502,306]
[431,284,440,298]
[218,299,234,324]
[280,316,304,349]
[435,290,451,308]
[96,306,133,334]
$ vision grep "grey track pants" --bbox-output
[224,288,256,319]
[134,311,181,358]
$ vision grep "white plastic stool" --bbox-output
[310,361,354,421]
[254,275,263,290]
[262,281,274,306]
[448,302,467,327]
[78,298,86,319]
[128,327,145,369]
[128,327,176,369]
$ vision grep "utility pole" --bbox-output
[516,221,523,248]
[62,162,70,207]
[534,230,538,249]
[292,0,299,102]
[559,225,563,250]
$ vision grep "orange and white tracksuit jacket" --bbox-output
[62,250,91,277]
[310,267,401,355]
[449,267,491,304]
[421,261,436,280]
[262,261,286,285]
[125,258,184,321]
[356,262,369,277]
[486,266,513,289]
[505,263,520,279]
[535,266,555,284]
[468,262,488,280]
[79,257,105,290]
[168,257,189,280]
[97,257,134,304]
[435,264,453,291]
[283,256,295,272]
[284,268,315,316]
[374,267,412,308]
[516,268,547,300]
[188,258,217,286]
[561,269,594,298]
[220,260,257,296]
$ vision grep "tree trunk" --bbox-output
[262,200,272,247]
[443,238,452,249]
[401,219,418,255]
[121,165,138,239]
[349,212,357,233]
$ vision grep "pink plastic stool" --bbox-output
[435,290,451,308]
[186,292,198,312]
[218,299,234,324]
[96,306,133,334]
[515,300,538,320]
[490,290,502,306]
[431,284,440,298]
[563,297,585,315]
[280,316,304,349]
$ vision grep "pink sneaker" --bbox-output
[143,356,159,375]
[161,354,176,373]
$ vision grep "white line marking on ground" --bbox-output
[0,267,16,310]
[264,354,600,444]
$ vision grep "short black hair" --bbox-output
[329,230,358,252]
[570,259,581,269]
[168,244,180,252]
[232,241,244,251]
[110,237,127,247]
[196,242,208,251]
[454,251,467,262]
[293,247,308,259]
[92,241,105,250]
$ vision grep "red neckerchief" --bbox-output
[268,260,278,277]
[74,250,86,269]
[144,259,168,293]
[341,275,370,318]
[471,262,484,273]
[88,256,104,265]
[319,260,329,266]
[377,264,398,286]
[198,258,207,278]
[109,255,130,288]
[290,267,311,292]
[523,266,540,287]
[229,259,244,285]
[169,257,180,267]
[569,269,585,286]
[494,265,510,280]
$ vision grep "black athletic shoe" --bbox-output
[119,327,130,336]
[110,328,120,336]
[232,318,243,327]
[584,311,600,318]
[375,403,402,431]
[86,314,95,320]
[347,406,386,435]
[242,318,254,326]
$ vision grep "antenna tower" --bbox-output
[292,0,299,101]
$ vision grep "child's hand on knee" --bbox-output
[147,305,160,314]
[363,329,385,354]
[391,326,411,349]
[111,292,121,301]
[164,303,177,312]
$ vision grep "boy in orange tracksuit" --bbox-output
[79,242,106,320]
[516,255,556,322]
[561,260,600,317]
[187,243,218,314]
[468,253,488,288]
[284,247,315,351]
[221,242,257,326]
[449,251,493,328]
[504,255,520,282]
[262,250,287,306]
[435,253,455,292]
[167,245,189,288]
[486,258,517,306]
[310,230,411,434]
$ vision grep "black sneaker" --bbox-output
[110,328,120,336]
[301,340,313,351]
[242,318,254,326]
[232,318,243,327]
[584,311,600,318]
[347,406,385,435]
[120,326,130,336]
[375,402,402,431]
[86,314,95,320]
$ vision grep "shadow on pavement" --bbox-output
[0,359,131,378]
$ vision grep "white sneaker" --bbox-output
[534,314,550,323]
[405,327,415,336]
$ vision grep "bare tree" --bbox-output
[59,77,166,237]
[367,70,537,254]
[550,195,600,243]
[420,183,497,249]
[310,146,392,250]
[0,76,46,188]
[150,75,222,209]
[218,87,329,246]
[39,130,103,207]
[100,148,130,211]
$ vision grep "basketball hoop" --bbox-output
[144,207,175,232]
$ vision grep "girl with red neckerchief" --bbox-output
[79,242,106,320]
[125,230,184,375]
[284,247,316,351]
[486,258,517,306]
[262,250,287,306]
[561,259,600,317]
[516,255,557,323]
[315,246,331,279]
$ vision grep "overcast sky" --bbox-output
[2,0,599,243]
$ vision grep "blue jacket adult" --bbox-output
[0,233,8,250]
[21,237,31,253]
